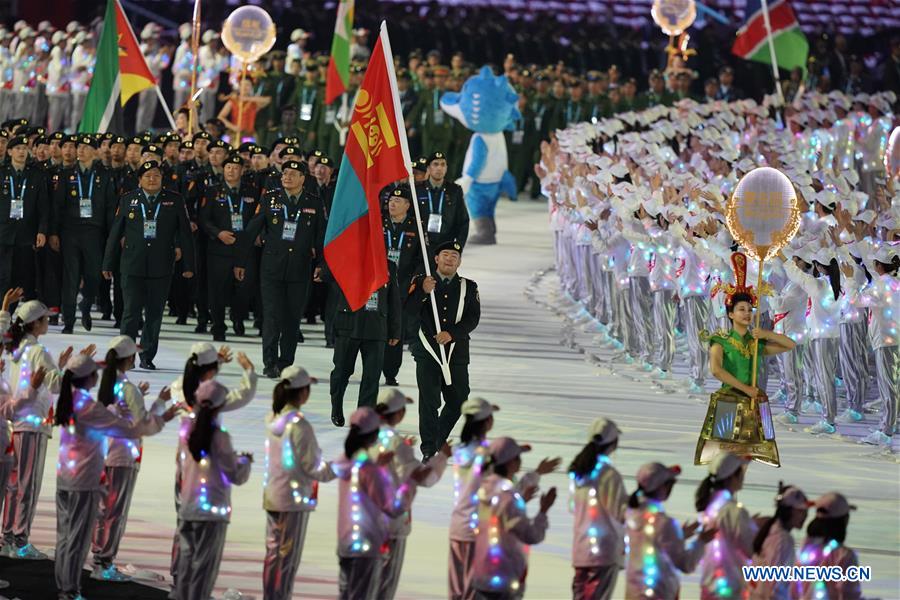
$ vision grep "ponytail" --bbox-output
[271,381,307,414]
[7,318,33,350]
[568,438,617,479]
[820,259,842,301]
[182,354,218,408]
[694,474,723,512]
[344,425,378,458]
[187,406,219,462]
[54,371,95,426]
[97,348,121,407]
[628,486,646,509]
[459,414,490,445]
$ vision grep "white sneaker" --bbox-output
[651,368,670,380]
[776,412,799,425]
[640,362,654,372]
[91,564,132,582]
[802,400,824,415]
[13,543,47,560]
[836,409,863,424]
[805,420,836,435]
[859,430,892,447]
[688,382,704,394]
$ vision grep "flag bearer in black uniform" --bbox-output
[102,161,195,370]
[238,160,324,379]
[199,153,259,342]
[54,135,117,333]
[416,151,469,249]
[0,135,48,299]
[326,260,401,426]
[404,240,480,460]
[382,187,425,386]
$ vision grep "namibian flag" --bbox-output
[325,0,354,104]
[324,23,410,311]
[79,0,157,132]
[732,0,808,74]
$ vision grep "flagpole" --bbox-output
[760,0,785,104]
[380,20,453,385]
[188,0,201,133]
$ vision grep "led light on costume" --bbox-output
[568,454,612,557]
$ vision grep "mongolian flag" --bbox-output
[325,0,354,104]
[79,0,157,132]
[324,22,408,311]
[732,0,808,75]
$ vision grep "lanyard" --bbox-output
[533,101,546,118]
[300,87,315,104]
[385,227,405,250]
[427,188,444,214]
[566,102,581,123]
[282,197,300,222]
[140,193,161,221]
[276,79,284,101]
[433,89,441,112]
[8,175,26,200]
[226,189,244,215]
[76,169,94,199]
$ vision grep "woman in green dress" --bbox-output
[695,268,796,467]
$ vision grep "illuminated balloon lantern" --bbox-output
[695,167,801,469]
[651,0,698,74]
[886,126,900,178]
[221,6,277,141]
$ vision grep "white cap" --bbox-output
[636,462,681,491]
[814,492,857,518]
[13,300,49,325]
[190,342,218,366]
[202,29,218,44]
[461,397,499,421]
[66,21,80,34]
[280,365,314,389]
[588,416,620,444]
[874,243,899,264]
[349,407,380,434]
[775,485,813,509]
[488,436,531,465]
[195,380,227,409]
[812,246,837,265]
[290,28,309,42]
[108,335,139,358]
[66,354,99,379]
[708,452,749,480]
[51,31,65,45]
[376,389,413,414]
[179,23,192,41]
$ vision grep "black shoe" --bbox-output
[306,316,317,325]
[325,341,334,349]
[385,377,398,386]
[175,316,187,325]
[101,312,112,321]
[331,408,345,427]
[139,359,156,370]
[168,308,177,317]
[213,333,226,342]
[194,323,207,334]
[61,325,73,334]
[49,315,59,326]
[263,366,279,379]
[422,453,434,464]
[297,330,305,344]
[232,321,245,336]
[81,313,92,332]
[113,320,120,329]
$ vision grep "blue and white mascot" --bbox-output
[440,66,520,244]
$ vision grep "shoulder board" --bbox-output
[301,207,316,214]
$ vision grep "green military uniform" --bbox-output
[524,91,550,198]
[103,164,196,367]
[382,188,426,384]
[419,87,454,157]
[289,79,323,148]
[54,155,117,331]
[404,241,480,458]
[505,109,529,195]
[241,162,324,375]
[328,261,401,422]
[254,63,298,141]
[0,139,48,299]
[198,161,260,341]
[634,89,676,110]
[586,93,611,122]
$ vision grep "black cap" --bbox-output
[390,186,411,201]
[0,130,9,139]
[282,160,308,175]
[237,142,254,153]
[317,156,334,167]
[283,136,301,147]
[34,135,47,145]
[111,135,127,145]
[179,140,194,150]
[209,139,228,150]
[427,151,446,164]
[63,134,79,145]
[251,144,269,156]
[138,160,161,177]
[224,153,244,166]
[50,131,66,142]
[311,149,324,158]
[77,135,99,148]
[7,135,28,150]
[127,136,144,147]
[412,156,429,173]
[279,146,302,159]
[101,132,115,141]
[193,131,212,142]
[434,239,463,256]
[142,144,162,156]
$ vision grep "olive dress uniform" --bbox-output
[415,177,469,249]
[199,176,259,340]
[419,88,454,157]
[242,181,325,374]
[524,93,550,198]
[290,82,322,146]
[328,262,401,420]
[103,179,196,366]
[505,111,529,195]
[54,161,117,331]
[381,209,425,384]
[404,245,480,458]
[0,159,48,299]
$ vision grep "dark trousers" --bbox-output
[37,246,62,310]
[61,236,101,326]
[121,274,171,363]
[207,253,257,337]
[261,276,308,371]
[323,283,340,346]
[96,268,123,320]
[414,356,470,456]
[330,336,385,413]
[382,315,408,381]
[0,244,37,300]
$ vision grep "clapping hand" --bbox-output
[536,456,562,475]
[139,381,150,396]
[217,346,233,364]
[236,352,253,371]
[539,487,558,514]
[1,287,23,312]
